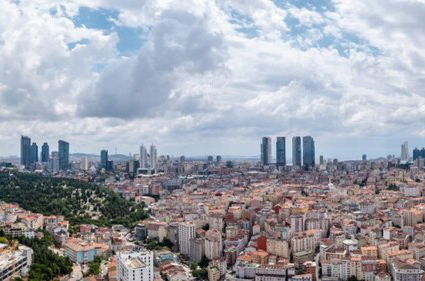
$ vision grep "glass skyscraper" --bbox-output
[41,143,49,163]
[20,136,31,169]
[261,137,272,165]
[31,142,38,163]
[100,150,108,169]
[292,136,301,167]
[302,136,315,169]
[276,137,286,167]
[58,140,69,171]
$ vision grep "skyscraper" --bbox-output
[302,136,315,169]
[413,148,420,161]
[58,140,69,171]
[150,144,157,170]
[261,137,272,165]
[401,141,409,162]
[31,142,38,163]
[49,151,59,172]
[20,136,31,169]
[41,143,49,163]
[362,154,367,161]
[292,136,301,167]
[100,150,108,169]
[140,144,148,168]
[276,137,286,167]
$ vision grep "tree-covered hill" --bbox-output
[0,172,147,227]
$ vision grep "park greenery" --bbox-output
[0,172,148,227]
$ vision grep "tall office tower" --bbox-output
[260,137,272,165]
[216,155,222,163]
[150,144,157,169]
[276,137,286,167]
[413,148,420,161]
[292,136,302,167]
[302,136,315,169]
[31,142,38,164]
[178,222,196,256]
[140,145,148,168]
[58,140,69,171]
[362,154,367,161]
[20,136,31,169]
[319,155,324,165]
[421,148,425,158]
[207,155,214,162]
[49,151,59,172]
[401,141,409,162]
[100,150,108,169]
[41,143,49,163]
[117,250,154,281]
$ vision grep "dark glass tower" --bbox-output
[292,136,301,167]
[261,137,272,165]
[31,142,38,163]
[41,143,49,163]
[302,136,315,169]
[276,137,286,167]
[58,140,69,171]
[100,150,108,169]
[20,136,31,169]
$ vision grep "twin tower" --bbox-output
[261,136,315,169]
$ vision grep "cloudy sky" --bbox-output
[0,0,424,160]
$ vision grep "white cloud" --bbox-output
[0,0,424,158]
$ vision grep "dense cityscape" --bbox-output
[1,0,424,281]
[0,135,425,281]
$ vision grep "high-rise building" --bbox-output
[319,155,324,165]
[276,137,286,167]
[41,143,49,163]
[58,140,69,171]
[204,229,223,260]
[302,136,315,169]
[49,151,59,172]
[20,136,31,169]
[216,155,222,163]
[401,142,409,162]
[413,148,421,161]
[150,144,157,170]
[179,222,196,257]
[207,155,214,162]
[362,154,367,161]
[261,137,272,165]
[140,145,148,168]
[117,250,154,281]
[292,136,302,167]
[100,150,108,169]
[31,142,38,164]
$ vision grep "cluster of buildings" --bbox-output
[4,138,425,281]
[20,135,69,172]
[260,136,315,170]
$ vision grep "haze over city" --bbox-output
[0,0,424,159]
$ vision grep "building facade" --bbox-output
[276,137,286,167]
[292,136,302,167]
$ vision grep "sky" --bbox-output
[0,0,424,160]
